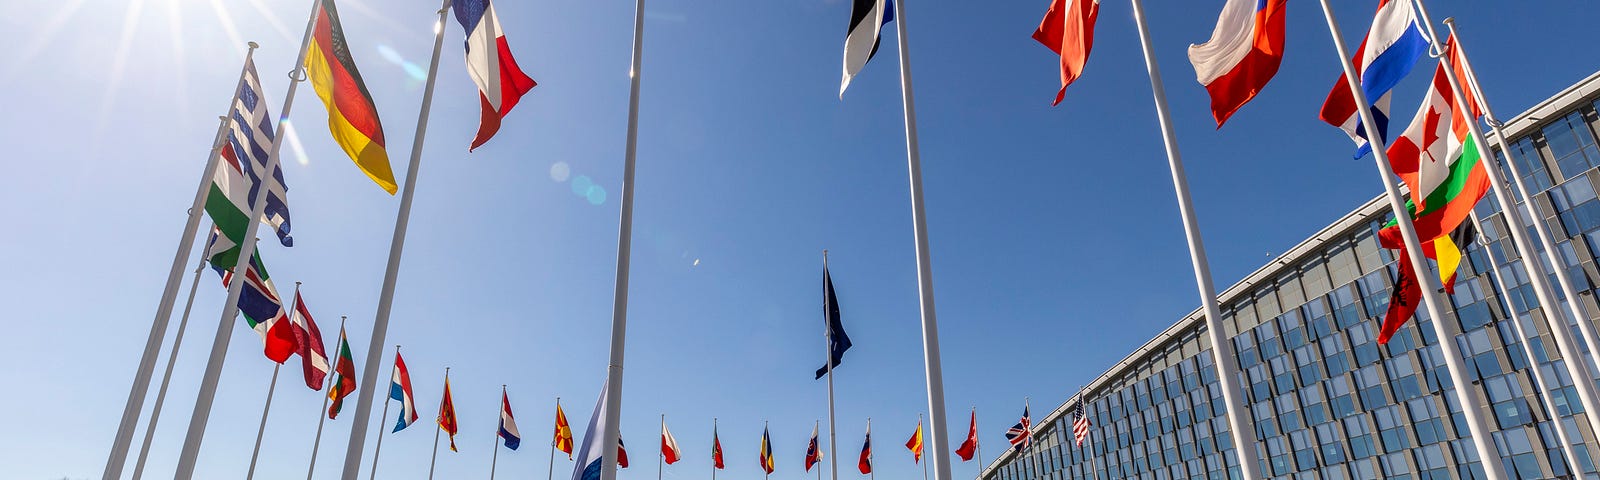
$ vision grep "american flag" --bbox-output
[1072,402,1091,447]
[1004,406,1031,452]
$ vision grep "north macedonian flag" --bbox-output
[305,0,396,194]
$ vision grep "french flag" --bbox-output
[453,0,536,151]
[1319,0,1430,158]
[1188,0,1287,127]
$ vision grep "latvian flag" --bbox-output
[839,0,893,97]
[1187,0,1287,127]
[452,0,536,151]
[1318,0,1430,158]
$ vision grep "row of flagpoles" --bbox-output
[102,0,1600,478]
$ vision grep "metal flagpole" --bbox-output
[887,2,953,479]
[306,315,345,480]
[1414,0,1600,441]
[920,414,929,480]
[429,367,450,480]
[600,0,647,479]
[341,1,453,477]
[368,345,400,480]
[823,251,841,480]
[1123,0,1263,477]
[104,42,256,480]
[816,420,822,480]
[657,414,665,480]
[971,407,981,480]
[868,418,874,480]
[1469,213,1583,471]
[711,418,718,480]
[172,0,321,472]
[246,282,300,480]
[492,385,505,480]
[1085,392,1099,480]
[130,222,217,480]
[1314,2,1507,478]
[548,398,560,480]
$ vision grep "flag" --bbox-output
[572,380,618,480]
[1187,0,1287,127]
[954,410,977,461]
[555,403,574,459]
[857,424,872,474]
[207,57,293,255]
[501,390,523,450]
[1378,37,1487,250]
[1031,0,1099,106]
[904,419,924,463]
[207,232,297,364]
[816,265,853,379]
[618,437,630,469]
[451,0,537,151]
[839,0,894,96]
[1071,403,1091,447]
[661,420,683,464]
[1318,0,1430,158]
[759,426,775,474]
[390,352,419,432]
[327,326,357,419]
[304,0,396,194]
[712,425,725,470]
[439,375,460,452]
[805,423,823,472]
[1005,406,1032,452]
[1379,220,1476,344]
[288,290,329,390]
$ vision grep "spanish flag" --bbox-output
[305,0,397,194]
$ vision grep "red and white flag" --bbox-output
[661,420,683,464]
[288,290,329,390]
[451,0,537,151]
[1032,0,1099,106]
[1188,0,1287,126]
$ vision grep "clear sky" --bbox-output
[3,0,1598,479]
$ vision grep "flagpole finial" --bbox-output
[247,41,259,50]
[1443,17,1456,26]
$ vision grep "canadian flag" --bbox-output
[661,421,683,464]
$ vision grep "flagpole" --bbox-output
[600,0,647,479]
[172,0,322,471]
[1439,14,1600,436]
[886,2,954,479]
[492,385,505,480]
[368,345,400,480]
[429,367,450,480]
[341,1,453,477]
[1122,0,1264,477]
[920,414,929,480]
[129,222,217,480]
[306,315,345,480]
[765,420,770,480]
[104,42,256,480]
[548,397,560,480]
[815,420,823,480]
[971,407,981,480]
[657,414,665,480]
[711,418,717,480]
[1468,212,1582,471]
[868,418,874,480]
[1314,2,1507,479]
[1084,391,1099,480]
[245,281,299,480]
[823,251,841,480]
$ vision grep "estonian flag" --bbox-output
[839,0,894,96]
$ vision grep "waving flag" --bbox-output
[439,375,460,452]
[1031,0,1099,106]
[288,290,330,390]
[661,420,683,464]
[804,423,823,472]
[304,0,395,194]
[954,410,977,461]
[451,0,536,150]
[816,265,853,379]
[1072,403,1092,447]
[904,419,924,463]
[1378,37,1485,249]
[207,57,293,253]
[759,426,775,474]
[500,390,522,450]
[207,232,296,364]
[554,402,574,458]
[1005,406,1032,452]
[1188,0,1287,126]
[390,352,419,432]
[572,381,623,480]
[839,0,894,96]
[712,425,725,469]
[327,327,357,419]
[1379,221,1476,344]
[857,423,872,474]
[1319,0,1430,158]
[618,437,630,468]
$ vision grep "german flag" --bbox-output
[305,0,396,194]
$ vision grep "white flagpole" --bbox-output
[340,1,453,477]
[172,0,322,471]
[104,42,256,480]
[919,414,928,480]
[815,420,822,480]
[492,385,505,480]
[599,0,647,479]
[368,345,400,480]
[867,418,874,480]
[429,367,450,480]
[1123,1,1263,477]
[971,407,981,480]
[765,420,771,480]
[1438,14,1600,436]
[1313,2,1507,478]
[887,3,953,479]
[711,418,717,480]
[657,414,665,480]
[823,251,840,480]
[548,398,560,480]
[245,281,299,480]
[306,315,345,480]
[129,222,217,480]
[1084,392,1099,480]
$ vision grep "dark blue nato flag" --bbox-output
[816,265,853,379]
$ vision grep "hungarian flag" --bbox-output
[326,326,357,419]
[904,419,924,463]
[304,0,395,194]
[759,426,775,474]
[954,409,978,461]
[451,0,536,150]
[500,390,522,450]
[288,290,330,390]
[1031,0,1099,106]
[661,420,683,464]
[554,402,574,459]
[712,425,725,469]
[207,232,297,364]
[1378,36,1486,250]
[858,424,872,474]
[1187,0,1287,127]
[439,374,460,452]
[804,423,823,472]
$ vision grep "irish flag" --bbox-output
[1378,36,1485,251]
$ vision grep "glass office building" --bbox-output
[981,71,1600,480]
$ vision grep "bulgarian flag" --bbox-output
[327,326,357,419]
[1378,36,1485,252]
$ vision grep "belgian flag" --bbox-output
[305,0,396,194]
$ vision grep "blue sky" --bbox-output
[2,0,1598,479]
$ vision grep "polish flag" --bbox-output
[1188,0,1287,127]
[661,421,683,464]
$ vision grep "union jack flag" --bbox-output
[1072,403,1091,447]
[1004,406,1031,452]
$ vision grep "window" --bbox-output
[1542,109,1600,180]
[1504,137,1552,192]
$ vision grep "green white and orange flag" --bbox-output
[304,0,396,194]
[1378,35,1484,254]
[327,326,358,419]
